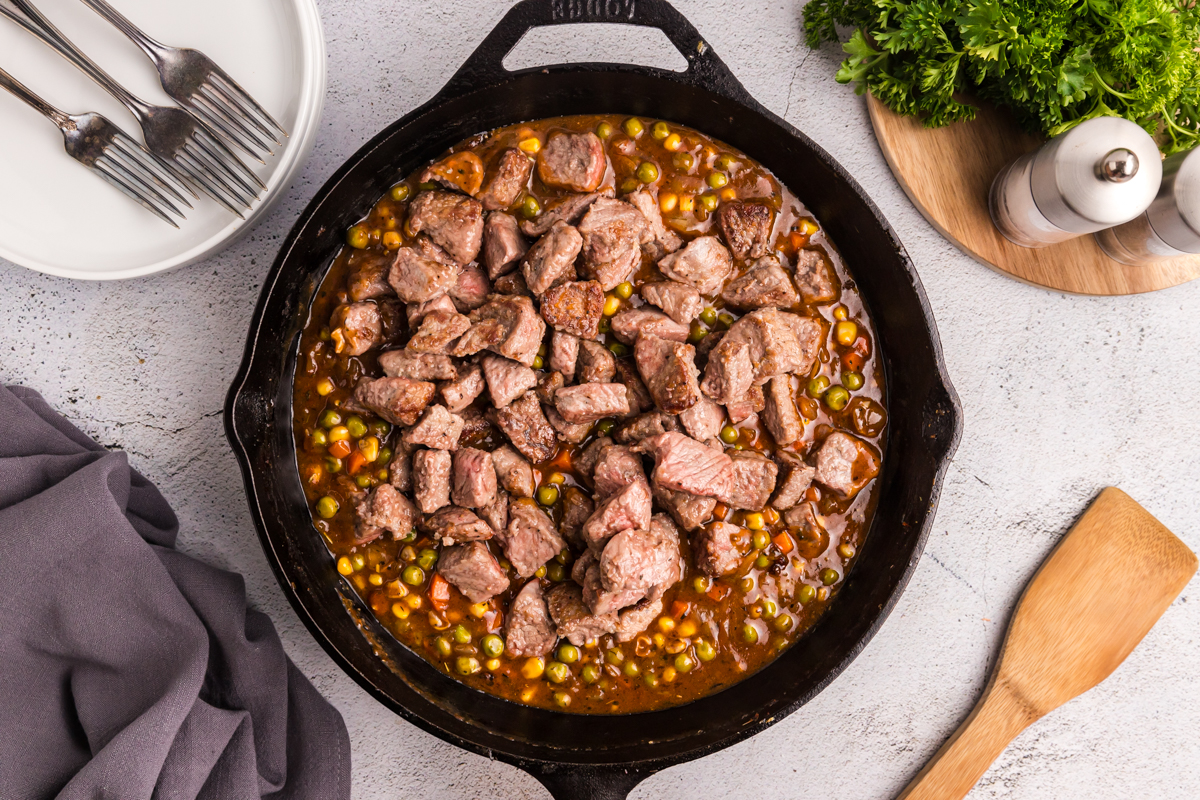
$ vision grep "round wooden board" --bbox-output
[866,93,1200,295]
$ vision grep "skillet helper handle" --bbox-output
[435,0,756,108]
[528,765,653,800]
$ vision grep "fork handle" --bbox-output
[0,65,70,128]
[76,0,163,62]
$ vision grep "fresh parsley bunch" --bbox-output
[804,0,1200,152]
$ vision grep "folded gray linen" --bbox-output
[0,385,350,800]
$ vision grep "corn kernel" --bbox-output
[316,378,335,396]
[679,194,695,213]
[368,572,384,586]
[602,295,621,316]
[662,666,677,683]
[391,602,410,618]
[386,580,408,598]
[835,321,859,346]
[657,616,676,633]
[486,658,501,671]
[833,304,849,321]
[659,192,678,213]
[381,231,402,250]
[652,633,666,648]
[518,136,541,154]
[358,435,380,463]
[521,688,536,702]
[798,218,819,235]
[336,556,353,575]
[352,574,367,591]
[522,657,546,679]
[720,187,737,201]
[663,133,683,151]
[678,619,697,637]
[405,594,422,609]
[469,601,489,618]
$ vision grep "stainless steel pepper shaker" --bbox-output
[989,117,1162,248]
[1095,147,1200,265]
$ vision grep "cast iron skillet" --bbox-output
[225,0,962,796]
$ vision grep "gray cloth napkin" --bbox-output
[0,385,351,800]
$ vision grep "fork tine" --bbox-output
[193,126,265,194]
[175,148,246,218]
[92,157,179,227]
[209,68,286,142]
[187,89,270,163]
[185,139,255,206]
[109,134,194,207]
[196,80,277,152]
[101,149,184,213]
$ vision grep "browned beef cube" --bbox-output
[546,582,617,646]
[783,500,824,531]
[413,448,452,513]
[628,190,682,259]
[614,597,665,642]
[401,404,464,450]
[714,309,820,387]
[483,212,528,279]
[522,220,581,295]
[479,489,509,535]
[560,486,595,550]
[636,432,731,498]
[478,148,534,211]
[581,479,652,553]
[599,518,680,597]
[388,246,459,303]
[725,384,765,424]
[504,498,567,577]
[454,295,545,366]
[441,363,485,413]
[678,394,726,443]
[550,331,579,380]
[814,432,880,498]
[554,383,630,424]
[459,407,492,442]
[481,354,537,408]
[761,375,803,446]
[721,256,800,310]
[490,390,557,463]
[716,450,778,511]
[581,558,646,615]
[330,302,382,356]
[352,484,419,544]
[406,295,458,329]
[695,521,744,576]
[634,335,700,415]
[406,309,471,353]
[615,410,680,445]
[793,248,838,304]
[438,541,509,603]
[718,201,774,260]
[639,281,702,325]
[576,340,616,384]
[610,307,689,346]
[490,444,535,498]
[577,197,649,290]
[388,441,416,492]
[771,451,815,510]
[613,360,652,417]
[520,190,610,237]
[657,236,732,295]
[424,506,494,546]
[694,327,726,360]
[347,251,394,301]
[452,447,497,508]
[493,270,532,297]
[546,407,592,443]
[575,436,614,482]
[652,484,717,532]
[504,580,558,657]
[591,444,645,500]
[449,261,491,312]
[378,350,458,381]
[540,280,604,338]
[407,190,484,264]
[778,311,824,371]
[355,377,436,426]
[537,131,607,192]
[536,370,564,404]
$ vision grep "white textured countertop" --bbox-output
[2,1,1197,797]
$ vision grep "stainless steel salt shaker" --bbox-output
[989,117,1162,248]
[1095,147,1200,265]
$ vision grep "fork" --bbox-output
[0,66,190,226]
[0,0,264,216]
[78,0,286,161]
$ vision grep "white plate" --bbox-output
[0,0,325,280]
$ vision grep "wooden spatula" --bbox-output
[899,487,1197,800]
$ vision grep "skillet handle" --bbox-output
[525,764,654,800]
[434,0,757,108]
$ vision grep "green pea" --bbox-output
[716,154,737,171]
[346,416,368,438]
[319,410,342,429]
[595,419,616,436]
[643,670,660,688]
[651,121,671,140]
[820,567,841,585]
[401,545,418,562]
[807,376,831,398]
[546,561,566,582]
[622,117,644,137]
[481,634,504,657]
[615,281,634,299]
[324,456,343,474]
[752,530,770,550]
[355,474,374,489]
[843,371,864,391]
[719,425,739,444]
[674,652,696,673]
[418,181,439,191]
[369,420,392,438]
[706,171,729,189]
[824,386,850,411]
[545,661,569,683]
[774,614,795,633]
[521,195,541,219]
[390,184,410,202]
[581,664,601,684]
[532,355,544,370]
[738,575,755,594]
[456,656,482,676]
[699,307,718,326]
[838,542,857,559]
[717,312,735,328]
[598,316,612,334]
[619,177,640,194]
[376,469,389,481]
[798,584,816,604]
[557,643,580,663]
[607,342,629,357]
[554,691,572,708]
[452,624,472,644]
[695,638,717,662]
[435,636,452,658]
[606,647,624,665]
[316,496,339,519]
[538,343,549,357]
[402,565,425,586]
[636,162,660,183]
[377,446,393,465]
[699,193,719,212]
[673,151,695,171]
[761,599,778,617]
[310,429,328,447]
[623,660,640,678]
[742,623,760,645]
[537,484,559,506]
[596,121,614,139]
[347,226,369,249]
[688,321,707,343]
[400,530,417,543]
[417,548,439,570]
[755,554,771,569]
[693,575,712,593]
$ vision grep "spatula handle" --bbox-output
[898,677,1040,800]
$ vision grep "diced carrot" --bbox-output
[706,583,731,602]
[428,573,450,611]
[789,231,806,251]
[346,450,368,475]
[328,440,352,459]
[772,532,795,555]
[670,600,690,619]
[547,448,574,472]
[486,609,503,633]
[804,486,821,503]
[842,351,865,373]
[712,503,729,520]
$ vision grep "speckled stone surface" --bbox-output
[2,1,1198,797]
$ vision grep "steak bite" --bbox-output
[354,377,436,426]
[580,557,647,615]
[653,484,717,532]
[695,521,745,576]
[725,384,765,424]
[413,448,453,513]
[581,479,653,552]
[483,212,528,278]
[636,431,732,497]
[479,489,509,535]
[481,354,537,408]
[347,251,394,301]
[407,294,458,329]
[560,486,595,549]
[793,248,838,304]
[550,331,580,380]
[540,280,604,338]
[546,582,618,646]
[712,308,820,386]
[554,382,630,423]
[401,404,464,450]
[490,443,535,498]
[504,498,567,577]
[537,131,607,192]
[591,444,646,500]
[716,450,778,510]
[329,302,382,356]
[610,307,690,346]
[478,148,534,211]
[614,410,680,444]
[407,190,484,264]
[657,236,732,295]
[454,295,545,366]
[639,281,703,325]
[721,256,800,310]
[575,435,614,482]
[546,407,593,443]
[614,360,653,416]
[599,518,681,597]
[634,335,701,414]
[448,261,491,312]
[576,340,616,384]
[352,484,419,544]
[615,597,665,642]
[536,370,565,404]
[493,270,532,297]
[504,580,558,657]
[577,197,650,290]
[441,363,485,413]
[438,541,509,603]
[628,189,682,258]
[522,220,582,295]
[490,390,558,463]
[813,432,880,498]
[388,442,416,492]
[424,506,494,546]
[761,375,804,446]
[452,447,498,508]
[770,451,816,510]
[378,349,457,381]
[406,309,471,353]
[387,245,459,303]
[520,190,611,237]
[678,395,726,443]
[718,201,774,260]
